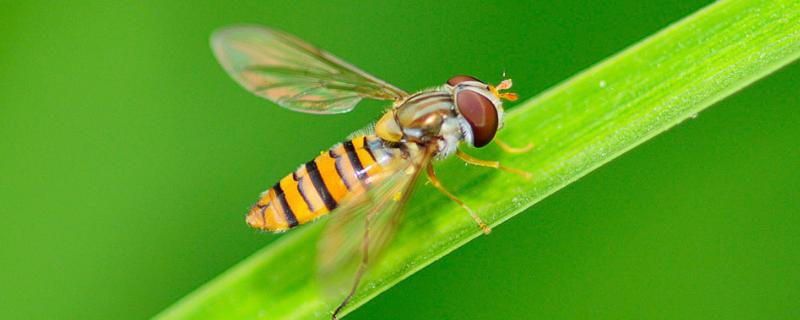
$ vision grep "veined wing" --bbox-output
[317,145,433,302]
[211,25,408,114]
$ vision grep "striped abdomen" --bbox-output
[246,135,399,232]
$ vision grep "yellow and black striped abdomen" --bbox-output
[246,135,389,232]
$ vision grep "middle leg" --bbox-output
[426,163,491,234]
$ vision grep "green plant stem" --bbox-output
[156,1,800,319]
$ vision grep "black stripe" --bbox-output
[294,170,316,212]
[362,136,377,162]
[305,161,337,211]
[272,183,298,227]
[343,140,366,180]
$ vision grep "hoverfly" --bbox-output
[211,25,531,319]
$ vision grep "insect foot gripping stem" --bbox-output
[426,163,491,235]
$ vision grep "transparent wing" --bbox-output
[317,147,433,300]
[211,25,408,114]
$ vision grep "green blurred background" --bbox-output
[2,1,798,319]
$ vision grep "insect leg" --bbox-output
[455,149,532,180]
[494,138,534,154]
[426,164,491,234]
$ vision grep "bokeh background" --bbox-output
[2,1,798,319]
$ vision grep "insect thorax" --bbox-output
[374,87,467,159]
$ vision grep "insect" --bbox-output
[211,25,531,319]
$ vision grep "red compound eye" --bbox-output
[447,75,484,86]
[456,89,498,147]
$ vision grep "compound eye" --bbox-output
[456,90,498,147]
[447,75,484,86]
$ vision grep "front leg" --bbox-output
[494,138,534,154]
[455,149,532,179]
